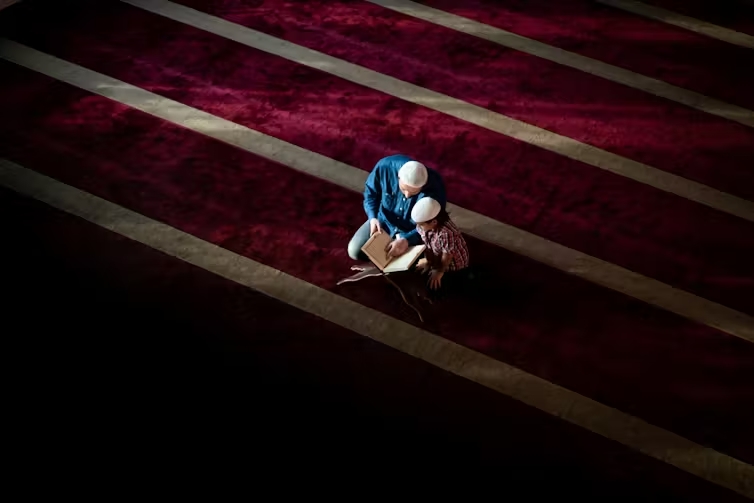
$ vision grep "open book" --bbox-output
[361,232,426,273]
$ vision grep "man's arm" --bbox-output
[363,164,382,220]
[401,228,422,246]
[425,171,447,209]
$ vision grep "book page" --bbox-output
[361,232,392,271]
[384,244,426,273]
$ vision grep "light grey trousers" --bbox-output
[347,220,372,261]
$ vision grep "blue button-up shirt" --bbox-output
[363,154,447,246]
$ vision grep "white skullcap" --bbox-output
[398,161,428,188]
[411,197,441,223]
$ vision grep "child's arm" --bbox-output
[439,252,452,272]
[428,252,452,289]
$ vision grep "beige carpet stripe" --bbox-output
[598,0,754,49]
[0,0,21,11]
[116,0,754,223]
[1,159,752,499]
[1,39,753,344]
[366,0,754,128]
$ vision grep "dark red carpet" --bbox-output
[4,187,748,500]
[1,0,752,497]
[642,0,754,35]
[419,0,754,110]
[175,0,754,200]
[1,64,752,465]
[2,1,754,317]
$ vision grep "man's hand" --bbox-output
[416,258,430,273]
[386,237,409,257]
[369,218,382,236]
[428,269,444,290]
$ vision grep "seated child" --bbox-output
[410,197,471,293]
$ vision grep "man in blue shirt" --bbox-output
[347,154,447,261]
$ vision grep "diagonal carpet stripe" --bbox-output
[119,0,754,223]
[5,7,754,314]
[0,0,20,11]
[597,0,754,49]
[365,0,754,127]
[1,39,752,344]
[169,0,754,201]
[5,67,754,463]
[0,159,752,499]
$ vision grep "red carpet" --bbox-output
[2,2,754,317]
[420,0,754,110]
[1,0,753,497]
[4,186,747,500]
[1,63,752,465]
[176,0,754,199]
[641,0,754,35]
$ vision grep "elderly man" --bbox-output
[348,154,447,261]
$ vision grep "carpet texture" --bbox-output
[3,186,747,500]
[640,0,754,35]
[1,63,752,465]
[0,0,752,496]
[419,0,754,110]
[1,2,753,317]
[175,0,754,199]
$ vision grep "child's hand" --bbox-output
[428,269,444,290]
[416,258,430,273]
